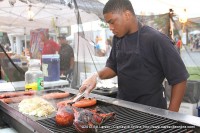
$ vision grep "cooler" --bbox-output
[42,54,60,81]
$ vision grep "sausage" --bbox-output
[42,92,70,99]
[0,96,33,104]
[57,98,97,108]
[73,98,97,108]
[0,91,36,99]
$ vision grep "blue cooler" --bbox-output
[42,54,60,81]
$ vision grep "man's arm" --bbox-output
[52,40,60,53]
[79,67,116,95]
[98,67,116,79]
[69,57,74,70]
[66,56,74,75]
[168,80,187,112]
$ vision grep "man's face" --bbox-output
[58,38,63,43]
[58,38,67,44]
[104,11,129,38]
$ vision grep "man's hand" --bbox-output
[79,67,116,97]
[66,69,73,76]
[79,73,99,97]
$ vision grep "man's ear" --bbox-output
[124,10,132,21]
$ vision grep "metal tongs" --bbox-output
[72,90,86,103]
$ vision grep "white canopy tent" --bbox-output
[0,0,200,35]
[0,0,102,35]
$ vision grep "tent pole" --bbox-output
[24,27,27,50]
[169,9,174,40]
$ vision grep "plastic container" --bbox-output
[42,54,60,81]
[25,59,44,91]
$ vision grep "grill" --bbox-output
[37,101,199,133]
[0,88,200,133]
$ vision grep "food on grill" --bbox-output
[18,97,56,117]
[0,95,33,104]
[55,105,116,132]
[72,98,97,108]
[56,106,74,126]
[0,91,36,99]
[42,92,70,99]
[0,91,70,104]
[57,98,97,108]
[73,107,116,133]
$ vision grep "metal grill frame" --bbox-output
[37,101,199,133]
[0,87,200,133]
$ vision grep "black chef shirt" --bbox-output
[106,25,189,109]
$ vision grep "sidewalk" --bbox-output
[181,45,200,67]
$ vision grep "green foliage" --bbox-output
[137,14,169,35]
[99,20,108,28]
[154,15,168,27]
[173,29,179,36]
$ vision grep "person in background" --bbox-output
[24,33,60,58]
[58,34,74,82]
[41,33,60,55]
[95,35,106,57]
[176,37,182,54]
[105,38,112,56]
[190,36,194,51]
[79,0,189,112]
[194,35,200,49]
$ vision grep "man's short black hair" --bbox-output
[57,34,66,39]
[103,0,135,15]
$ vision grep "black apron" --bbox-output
[116,22,167,109]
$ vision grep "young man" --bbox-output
[79,0,189,112]
[58,34,74,80]
[176,37,182,54]
[41,33,60,55]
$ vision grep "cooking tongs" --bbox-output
[72,90,86,103]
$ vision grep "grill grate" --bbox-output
[37,102,198,133]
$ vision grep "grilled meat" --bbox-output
[57,98,97,108]
[73,107,116,133]
[56,106,74,126]
[0,91,36,99]
[42,92,70,99]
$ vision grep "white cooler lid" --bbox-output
[42,54,60,58]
